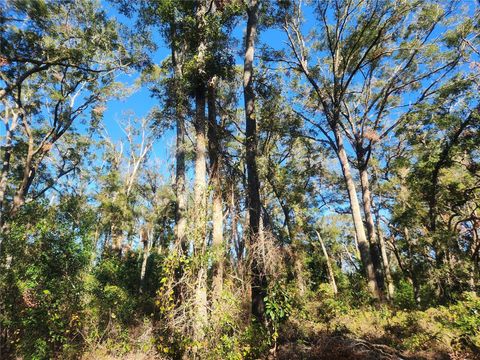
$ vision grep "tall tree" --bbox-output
[207,76,225,302]
[243,0,267,321]
[280,0,469,298]
[192,0,209,342]
[170,16,188,255]
[0,0,130,236]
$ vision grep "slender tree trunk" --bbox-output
[0,111,18,267]
[12,153,31,213]
[140,227,150,292]
[171,24,188,254]
[11,119,50,216]
[0,116,16,230]
[333,126,380,299]
[193,1,208,341]
[359,166,385,293]
[243,0,267,323]
[404,228,421,306]
[207,78,224,302]
[192,82,208,342]
[470,226,479,290]
[268,176,305,295]
[375,210,394,299]
[316,230,338,295]
[231,185,241,260]
[12,144,36,215]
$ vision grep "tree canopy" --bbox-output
[1,0,479,359]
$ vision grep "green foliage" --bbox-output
[314,284,348,326]
[93,253,139,322]
[206,287,256,360]
[240,323,272,360]
[1,0,479,359]
[265,281,293,327]
[0,197,95,359]
[393,279,417,310]
[440,292,480,349]
[261,279,295,353]
[83,249,164,342]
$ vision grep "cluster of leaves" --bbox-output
[0,197,95,359]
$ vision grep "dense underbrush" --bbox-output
[1,204,478,359]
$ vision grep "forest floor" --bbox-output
[81,321,479,360]
[83,333,477,360]
[268,309,480,360]
[272,334,473,360]
[82,298,480,360]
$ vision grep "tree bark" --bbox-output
[316,230,338,295]
[171,23,188,254]
[193,1,208,342]
[12,136,35,214]
[192,83,208,342]
[0,112,18,230]
[404,228,421,306]
[140,227,151,292]
[359,166,385,294]
[207,78,224,303]
[243,0,267,323]
[333,125,381,299]
[375,207,394,299]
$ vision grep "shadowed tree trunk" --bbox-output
[171,22,188,255]
[268,175,305,296]
[243,0,267,323]
[207,77,224,303]
[359,165,386,295]
[378,226,394,299]
[193,0,208,342]
[0,110,19,232]
[374,201,394,299]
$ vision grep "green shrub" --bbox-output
[440,292,480,351]
[394,279,417,309]
[1,198,94,359]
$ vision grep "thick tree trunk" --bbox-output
[359,166,385,293]
[207,78,224,302]
[243,0,267,323]
[333,126,380,299]
[194,87,207,246]
[289,230,306,297]
[316,230,338,295]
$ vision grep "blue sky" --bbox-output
[99,2,171,161]
[99,2,292,181]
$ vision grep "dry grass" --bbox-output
[82,350,164,360]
